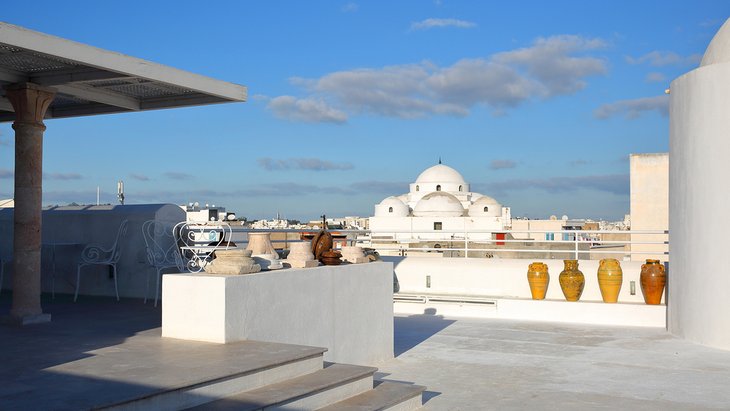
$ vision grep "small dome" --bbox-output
[374,196,410,217]
[701,18,730,67]
[413,192,464,217]
[468,196,502,217]
[415,164,467,185]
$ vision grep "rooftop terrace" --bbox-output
[1,294,728,410]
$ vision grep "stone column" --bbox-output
[4,82,55,325]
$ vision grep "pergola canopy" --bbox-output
[0,22,247,122]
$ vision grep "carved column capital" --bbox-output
[4,82,56,128]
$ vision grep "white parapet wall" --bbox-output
[385,256,666,328]
[162,262,394,366]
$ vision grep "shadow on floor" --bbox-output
[394,308,456,356]
[0,292,161,373]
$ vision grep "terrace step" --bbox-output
[316,381,425,411]
[97,340,327,411]
[189,363,377,410]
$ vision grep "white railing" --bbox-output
[183,223,669,260]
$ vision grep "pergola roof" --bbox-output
[0,22,247,122]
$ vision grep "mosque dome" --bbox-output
[374,196,410,217]
[415,164,467,185]
[413,192,465,217]
[701,18,730,67]
[468,196,502,217]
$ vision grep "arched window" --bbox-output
[436,185,441,191]
[416,185,419,191]
[459,185,463,192]
[388,207,393,213]
[484,206,489,212]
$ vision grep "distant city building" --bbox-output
[629,153,669,261]
[369,162,511,241]
[183,202,233,223]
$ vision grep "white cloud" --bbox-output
[594,95,669,120]
[494,35,608,95]
[626,51,701,67]
[130,173,150,181]
[645,72,667,83]
[489,159,517,170]
[258,157,354,171]
[411,18,476,31]
[164,171,194,180]
[268,96,348,124]
[275,35,607,120]
[341,2,358,12]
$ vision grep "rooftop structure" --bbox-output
[370,162,511,242]
[0,22,246,325]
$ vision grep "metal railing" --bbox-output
[184,223,669,261]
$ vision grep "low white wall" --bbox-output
[0,204,184,299]
[385,256,660,304]
[162,262,394,366]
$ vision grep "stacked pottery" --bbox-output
[597,258,623,303]
[340,246,369,264]
[559,259,585,302]
[526,262,549,300]
[320,250,342,265]
[246,232,283,270]
[204,249,261,275]
[285,242,319,268]
[640,259,666,305]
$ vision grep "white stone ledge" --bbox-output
[394,297,666,328]
[161,262,395,366]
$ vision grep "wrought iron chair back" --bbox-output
[75,219,129,302]
[174,221,233,272]
[142,220,186,306]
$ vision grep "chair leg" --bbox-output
[144,267,150,304]
[0,259,4,296]
[154,267,163,307]
[75,264,83,302]
[112,264,119,301]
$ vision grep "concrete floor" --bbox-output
[2,295,730,410]
[381,311,730,410]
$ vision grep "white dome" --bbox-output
[413,192,464,217]
[468,196,502,217]
[701,18,730,67]
[415,164,467,185]
[374,196,410,217]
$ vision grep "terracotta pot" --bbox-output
[597,258,623,303]
[640,259,666,305]
[311,230,333,260]
[320,250,342,266]
[526,262,549,300]
[559,260,584,302]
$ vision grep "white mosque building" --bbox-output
[369,162,511,242]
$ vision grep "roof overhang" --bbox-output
[0,22,247,122]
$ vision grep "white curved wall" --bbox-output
[669,62,730,349]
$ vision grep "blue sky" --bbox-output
[1,1,728,221]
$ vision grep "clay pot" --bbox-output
[640,259,666,305]
[246,232,283,270]
[320,250,342,266]
[311,230,333,260]
[597,258,623,303]
[204,249,261,275]
[526,262,549,300]
[559,260,585,302]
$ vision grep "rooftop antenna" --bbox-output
[117,180,125,205]
[96,186,100,205]
[438,157,442,164]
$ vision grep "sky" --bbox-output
[1,1,728,222]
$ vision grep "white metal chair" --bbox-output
[175,221,232,272]
[75,219,129,302]
[142,220,186,306]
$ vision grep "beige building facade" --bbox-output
[629,153,669,262]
